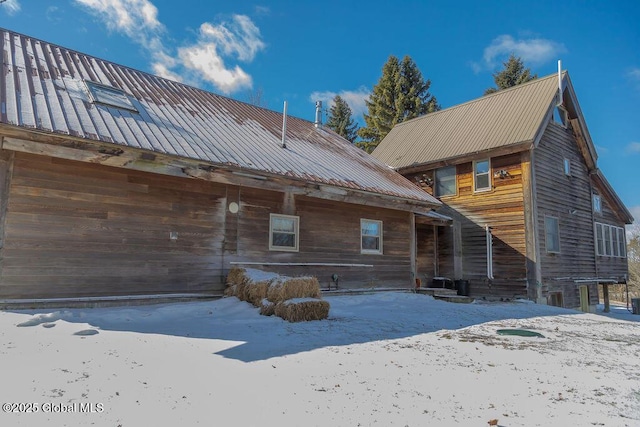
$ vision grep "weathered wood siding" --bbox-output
[408,153,527,298]
[0,152,226,299]
[0,151,418,299]
[231,190,414,289]
[533,123,598,308]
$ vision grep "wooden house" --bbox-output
[372,71,633,311]
[0,28,446,303]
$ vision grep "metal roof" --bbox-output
[372,73,562,169]
[0,28,439,208]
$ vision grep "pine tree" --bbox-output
[357,55,439,153]
[484,54,537,95]
[326,95,359,143]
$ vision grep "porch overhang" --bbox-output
[415,210,453,226]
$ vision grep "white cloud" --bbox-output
[626,142,640,153]
[73,1,265,94]
[309,87,371,120]
[175,16,266,93]
[472,34,566,72]
[2,0,21,15]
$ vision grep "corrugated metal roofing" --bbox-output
[0,28,439,207]
[372,73,562,169]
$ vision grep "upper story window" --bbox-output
[553,106,568,127]
[361,219,383,254]
[474,159,491,192]
[595,222,626,258]
[269,214,299,252]
[84,80,138,112]
[544,216,560,253]
[563,158,571,176]
[435,166,456,197]
[592,194,602,214]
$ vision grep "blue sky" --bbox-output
[2,0,639,222]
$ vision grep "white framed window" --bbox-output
[563,158,571,176]
[592,194,602,214]
[595,222,626,258]
[473,159,491,192]
[361,219,383,254]
[544,216,560,253]
[435,166,456,197]
[269,214,299,252]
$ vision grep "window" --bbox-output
[269,214,299,252]
[592,195,602,214]
[435,166,456,197]
[361,219,382,254]
[548,292,564,308]
[553,106,568,127]
[595,222,626,258]
[84,80,137,112]
[473,159,491,192]
[563,158,571,176]
[545,216,560,253]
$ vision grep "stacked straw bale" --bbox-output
[225,267,329,322]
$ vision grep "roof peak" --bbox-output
[396,71,568,128]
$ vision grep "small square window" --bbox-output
[592,195,602,214]
[563,158,571,176]
[474,159,491,192]
[545,216,560,253]
[269,214,299,252]
[435,166,456,197]
[361,219,382,254]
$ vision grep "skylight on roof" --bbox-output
[84,80,137,112]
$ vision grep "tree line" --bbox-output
[324,54,536,153]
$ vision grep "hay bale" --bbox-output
[266,276,321,303]
[223,284,237,297]
[259,299,275,316]
[274,298,330,322]
[246,281,270,307]
[226,267,247,286]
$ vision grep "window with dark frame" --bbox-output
[435,166,456,197]
[545,216,560,253]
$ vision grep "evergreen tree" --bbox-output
[357,55,439,153]
[326,95,359,143]
[484,54,537,95]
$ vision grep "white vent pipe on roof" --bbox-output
[281,100,288,149]
[314,101,322,128]
[557,60,563,106]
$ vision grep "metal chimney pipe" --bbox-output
[281,101,288,149]
[557,60,563,106]
[314,101,322,128]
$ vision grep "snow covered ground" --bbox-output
[0,292,639,427]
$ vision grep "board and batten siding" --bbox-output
[232,190,414,289]
[533,122,598,308]
[0,152,227,299]
[407,152,528,297]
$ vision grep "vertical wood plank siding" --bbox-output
[0,152,226,299]
[534,123,599,307]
